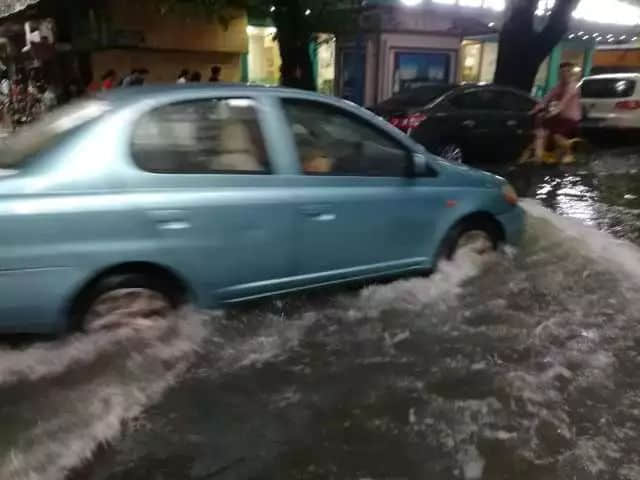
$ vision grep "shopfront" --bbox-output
[460,35,595,97]
[245,24,336,93]
[336,5,462,107]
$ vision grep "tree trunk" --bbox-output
[273,0,315,91]
[494,0,579,93]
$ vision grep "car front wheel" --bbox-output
[437,218,501,263]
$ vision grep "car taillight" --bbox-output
[387,113,427,132]
[615,100,640,110]
[408,112,427,129]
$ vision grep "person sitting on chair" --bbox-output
[530,62,582,164]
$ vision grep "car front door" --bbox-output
[276,97,446,284]
[127,96,295,304]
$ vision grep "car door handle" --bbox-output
[147,210,191,230]
[299,205,336,221]
[462,120,476,128]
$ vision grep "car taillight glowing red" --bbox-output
[615,100,640,110]
[408,112,427,129]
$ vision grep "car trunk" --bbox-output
[581,77,640,122]
[370,85,455,132]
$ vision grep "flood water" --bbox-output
[4,149,640,480]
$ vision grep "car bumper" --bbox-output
[497,205,526,246]
[581,115,640,130]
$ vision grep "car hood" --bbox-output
[431,158,506,189]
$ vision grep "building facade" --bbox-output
[0,0,248,89]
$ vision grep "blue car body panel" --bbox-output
[0,85,525,333]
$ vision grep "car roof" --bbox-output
[95,83,330,106]
[583,73,640,80]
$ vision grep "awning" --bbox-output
[0,0,39,19]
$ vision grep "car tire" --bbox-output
[71,273,184,332]
[437,218,501,263]
[439,143,465,163]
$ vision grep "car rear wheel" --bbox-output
[72,273,183,332]
[439,144,465,163]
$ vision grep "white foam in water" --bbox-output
[358,241,496,317]
[0,308,207,480]
[522,198,640,287]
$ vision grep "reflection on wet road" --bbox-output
[4,150,640,479]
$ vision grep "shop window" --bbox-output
[393,51,451,95]
[247,26,281,85]
[461,42,482,83]
[479,43,498,84]
[316,34,336,95]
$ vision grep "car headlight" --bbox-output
[502,184,519,205]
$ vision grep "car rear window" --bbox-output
[581,78,636,98]
[0,100,110,169]
[371,85,456,115]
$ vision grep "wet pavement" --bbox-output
[4,147,640,479]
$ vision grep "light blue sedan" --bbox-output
[0,85,524,334]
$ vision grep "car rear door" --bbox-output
[274,96,446,284]
[444,88,506,161]
[126,95,296,304]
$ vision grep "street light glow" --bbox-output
[400,0,424,5]
[269,5,275,12]
[304,8,311,15]
[429,0,640,25]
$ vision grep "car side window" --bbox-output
[131,98,269,174]
[449,90,500,111]
[282,99,411,177]
[498,92,537,112]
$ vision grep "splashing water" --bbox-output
[5,199,640,480]
[0,308,208,480]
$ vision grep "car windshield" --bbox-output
[0,100,111,169]
[581,78,636,98]
[372,85,456,114]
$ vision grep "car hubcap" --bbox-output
[441,144,464,163]
[455,230,493,257]
[84,288,173,332]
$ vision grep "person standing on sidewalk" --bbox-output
[177,69,189,84]
[209,65,221,82]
